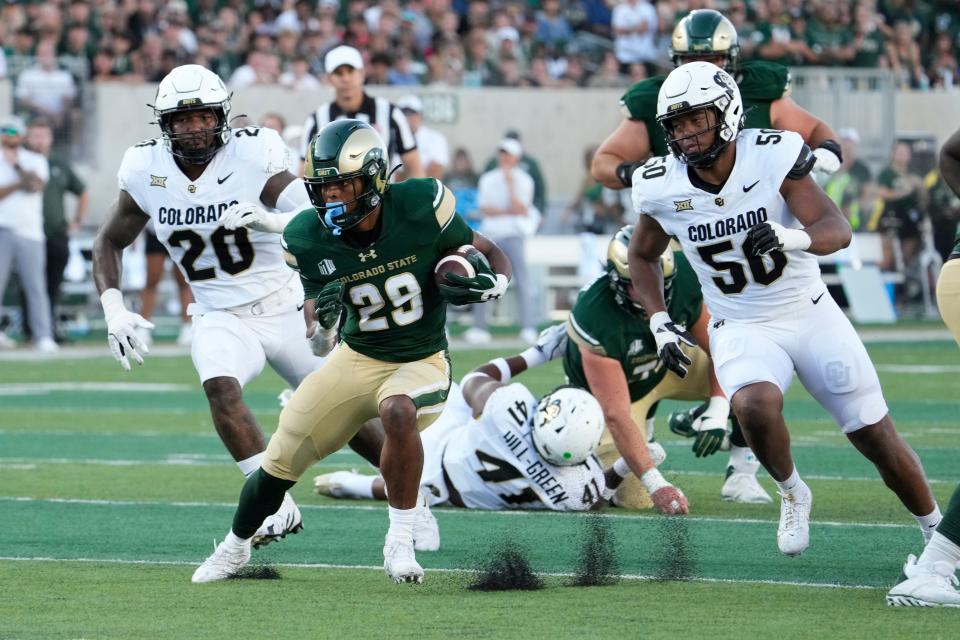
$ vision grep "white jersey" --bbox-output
[441,383,605,511]
[633,129,822,322]
[118,126,298,309]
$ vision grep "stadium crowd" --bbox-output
[1,0,960,91]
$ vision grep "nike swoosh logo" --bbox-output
[217,172,234,185]
[812,293,825,304]
[743,180,759,192]
[297,303,305,311]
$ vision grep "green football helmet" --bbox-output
[670,9,740,72]
[304,119,389,235]
[607,224,676,317]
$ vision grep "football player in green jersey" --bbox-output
[887,128,960,607]
[193,119,511,585]
[592,9,842,190]
[564,226,770,512]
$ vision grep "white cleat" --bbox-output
[777,485,812,557]
[313,470,362,498]
[722,472,773,504]
[384,535,424,584]
[887,554,960,607]
[176,322,193,347]
[252,492,303,549]
[192,537,251,583]
[414,493,440,552]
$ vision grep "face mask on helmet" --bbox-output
[606,225,678,317]
[657,62,743,169]
[152,65,232,165]
[304,120,388,236]
[532,386,604,466]
[670,9,741,73]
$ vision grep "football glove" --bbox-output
[533,323,567,361]
[314,281,346,330]
[691,396,731,458]
[641,468,689,515]
[812,140,842,175]
[649,311,696,379]
[100,288,154,371]
[745,221,811,257]
[221,202,292,234]
[438,253,509,305]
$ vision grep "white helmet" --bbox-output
[152,64,232,164]
[532,387,605,466]
[656,60,743,168]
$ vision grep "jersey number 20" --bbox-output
[168,227,255,281]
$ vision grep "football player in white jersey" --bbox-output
[625,61,940,557]
[92,65,324,546]
[313,326,614,544]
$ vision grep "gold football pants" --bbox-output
[937,258,960,345]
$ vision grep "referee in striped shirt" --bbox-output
[299,45,422,179]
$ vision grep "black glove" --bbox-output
[314,281,346,330]
[650,312,696,378]
[438,254,507,305]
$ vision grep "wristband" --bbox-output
[641,468,670,494]
[612,457,631,478]
[490,357,512,382]
[519,346,547,369]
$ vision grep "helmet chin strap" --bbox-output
[324,202,347,236]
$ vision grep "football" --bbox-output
[434,245,485,287]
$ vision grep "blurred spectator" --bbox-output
[806,2,855,66]
[925,166,960,260]
[566,146,623,284]
[444,147,480,229]
[535,0,574,52]
[22,118,87,343]
[851,2,889,68]
[467,137,539,346]
[876,141,926,271]
[611,0,658,75]
[886,20,928,89]
[0,116,56,352]
[755,0,816,66]
[483,130,547,216]
[299,45,421,178]
[824,128,873,230]
[927,31,958,89]
[228,50,281,89]
[14,41,78,137]
[279,55,322,90]
[586,51,627,88]
[397,95,450,180]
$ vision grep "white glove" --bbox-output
[650,311,696,378]
[690,396,731,458]
[100,288,154,371]
[745,220,811,256]
[533,323,567,361]
[306,321,337,357]
[812,146,841,175]
[221,202,292,234]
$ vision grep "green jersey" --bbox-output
[282,178,473,362]
[563,252,703,402]
[619,60,792,157]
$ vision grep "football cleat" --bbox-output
[777,485,812,557]
[721,471,773,504]
[384,534,424,584]
[887,554,960,607]
[192,536,251,583]
[667,405,704,438]
[313,470,362,498]
[414,493,440,552]
[252,492,303,549]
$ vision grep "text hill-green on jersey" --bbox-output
[282,177,473,362]
[619,60,791,158]
[563,251,703,402]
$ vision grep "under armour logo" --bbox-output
[358,249,378,262]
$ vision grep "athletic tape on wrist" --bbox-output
[641,468,670,494]
[612,458,631,478]
[490,358,512,382]
[519,346,547,369]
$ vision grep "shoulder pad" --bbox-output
[739,61,791,101]
[619,76,666,121]
[787,144,816,180]
[120,139,160,173]
[232,126,291,175]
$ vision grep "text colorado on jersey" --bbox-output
[687,207,768,242]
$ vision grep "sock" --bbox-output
[936,483,960,548]
[918,531,960,570]
[914,504,943,543]
[729,414,748,448]
[775,467,805,494]
[340,472,377,499]
[237,452,265,477]
[224,530,251,548]
[232,468,296,539]
[387,506,417,542]
[612,457,631,478]
[728,445,760,475]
